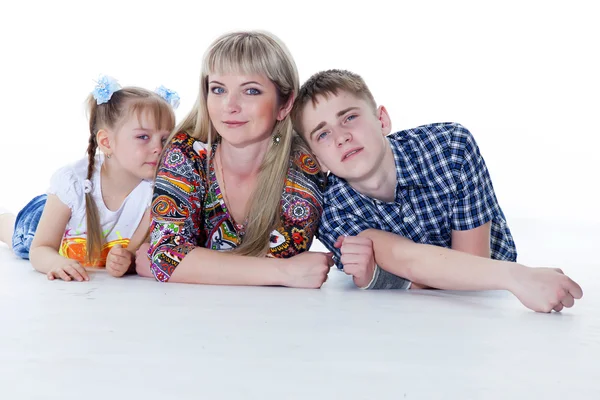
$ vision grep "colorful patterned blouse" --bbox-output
[148,132,324,282]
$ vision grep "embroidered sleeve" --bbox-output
[147,133,207,282]
[268,151,324,258]
[450,125,501,231]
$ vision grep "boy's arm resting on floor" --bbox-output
[28,194,88,280]
[358,228,583,312]
[359,228,509,291]
[451,222,491,258]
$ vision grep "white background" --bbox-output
[1,0,598,227]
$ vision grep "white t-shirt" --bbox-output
[47,154,153,267]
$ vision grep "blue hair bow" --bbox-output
[155,85,180,109]
[92,75,121,105]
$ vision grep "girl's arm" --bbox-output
[29,195,89,281]
[127,208,151,252]
[105,208,151,277]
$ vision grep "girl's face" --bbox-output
[108,111,170,180]
[206,73,289,147]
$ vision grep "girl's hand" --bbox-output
[106,244,134,277]
[47,260,89,282]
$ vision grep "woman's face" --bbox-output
[207,72,287,147]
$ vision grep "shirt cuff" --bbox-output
[360,264,381,290]
[363,265,412,290]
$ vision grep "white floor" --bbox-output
[0,218,598,400]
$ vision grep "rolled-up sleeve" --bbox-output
[451,125,500,231]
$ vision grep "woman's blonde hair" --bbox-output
[174,30,308,256]
[86,87,176,265]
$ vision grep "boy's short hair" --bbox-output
[292,69,377,136]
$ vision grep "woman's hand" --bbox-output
[279,251,334,288]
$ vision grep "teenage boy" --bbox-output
[291,69,582,313]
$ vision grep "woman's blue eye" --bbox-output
[246,88,261,95]
[211,87,225,94]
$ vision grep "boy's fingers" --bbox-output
[339,236,372,247]
[553,303,564,312]
[560,293,575,308]
[339,242,373,258]
[340,254,365,267]
[334,236,345,248]
[565,278,583,299]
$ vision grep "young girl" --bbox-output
[0,76,178,281]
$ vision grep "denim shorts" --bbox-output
[12,194,47,259]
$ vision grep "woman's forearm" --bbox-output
[158,247,286,286]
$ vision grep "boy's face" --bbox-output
[299,91,391,182]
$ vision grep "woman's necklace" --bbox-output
[217,147,247,235]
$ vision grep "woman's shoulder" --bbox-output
[286,146,326,206]
[165,132,211,160]
[290,147,321,178]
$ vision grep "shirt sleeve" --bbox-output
[451,125,502,231]
[269,151,325,258]
[147,134,207,282]
[47,165,84,212]
[318,203,411,290]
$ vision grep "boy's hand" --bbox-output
[335,235,376,288]
[47,260,89,282]
[509,265,583,312]
[106,244,133,277]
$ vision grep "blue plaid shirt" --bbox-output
[318,122,517,289]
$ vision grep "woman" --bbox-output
[136,31,333,287]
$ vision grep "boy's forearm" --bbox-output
[29,246,67,274]
[360,229,517,291]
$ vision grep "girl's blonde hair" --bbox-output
[174,30,309,256]
[85,87,176,265]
